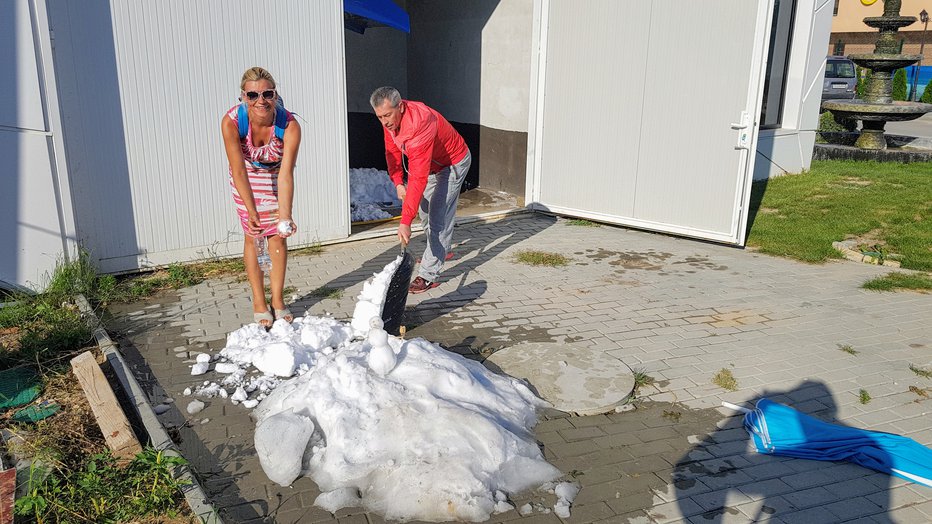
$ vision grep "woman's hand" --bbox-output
[277,218,297,238]
[396,184,407,202]
[247,211,263,237]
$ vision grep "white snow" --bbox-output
[351,202,391,222]
[185,256,570,522]
[186,400,205,414]
[553,481,580,518]
[191,362,209,375]
[350,256,401,334]
[349,168,400,222]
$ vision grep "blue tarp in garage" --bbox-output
[344,0,410,34]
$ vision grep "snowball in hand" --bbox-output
[276,220,294,236]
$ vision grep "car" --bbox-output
[821,56,857,103]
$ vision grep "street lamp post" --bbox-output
[910,9,929,101]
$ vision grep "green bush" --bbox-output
[818,110,857,132]
[817,110,858,146]
[892,68,908,101]
[921,83,932,104]
[856,66,871,99]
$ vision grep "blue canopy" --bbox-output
[344,0,410,34]
[741,398,932,487]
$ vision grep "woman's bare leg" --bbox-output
[244,237,270,325]
[268,235,289,318]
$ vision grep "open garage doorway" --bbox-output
[343,0,530,238]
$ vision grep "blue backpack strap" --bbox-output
[237,101,288,141]
[273,105,289,141]
[237,103,249,139]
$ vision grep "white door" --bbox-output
[528,0,773,244]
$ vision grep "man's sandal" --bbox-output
[254,309,274,328]
[274,307,294,323]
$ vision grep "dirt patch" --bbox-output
[0,326,21,351]
[758,207,780,214]
[828,177,873,189]
[671,256,728,271]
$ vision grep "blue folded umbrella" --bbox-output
[727,398,932,488]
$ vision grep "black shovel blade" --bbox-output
[381,248,415,335]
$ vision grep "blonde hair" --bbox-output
[240,67,276,91]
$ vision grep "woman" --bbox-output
[221,67,301,327]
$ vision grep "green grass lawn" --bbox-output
[746,160,932,272]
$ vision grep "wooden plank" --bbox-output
[70,351,142,460]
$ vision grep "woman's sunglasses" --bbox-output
[243,89,276,101]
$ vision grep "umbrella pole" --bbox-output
[721,401,752,414]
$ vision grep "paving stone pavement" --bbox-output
[107,213,932,524]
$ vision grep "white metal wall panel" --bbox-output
[2,0,76,290]
[49,1,349,272]
[531,0,772,244]
[2,1,45,131]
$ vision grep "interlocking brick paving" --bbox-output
[109,214,932,523]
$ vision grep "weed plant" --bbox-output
[0,254,106,369]
[862,272,932,291]
[310,286,344,299]
[15,448,190,523]
[837,344,859,355]
[712,369,738,391]
[2,254,193,523]
[566,219,600,227]
[909,364,932,379]
[513,250,570,267]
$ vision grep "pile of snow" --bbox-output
[183,258,575,522]
[351,202,391,222]
[350,168,400,222]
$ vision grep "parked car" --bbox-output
[821,56,857,103]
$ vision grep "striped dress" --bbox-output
[226,104,294,237]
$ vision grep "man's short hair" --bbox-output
[370,86,402,110]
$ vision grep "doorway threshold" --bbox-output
[342,187,527,244]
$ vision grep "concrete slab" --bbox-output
[485,342,635,416]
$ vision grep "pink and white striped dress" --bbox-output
[226,104,294,237]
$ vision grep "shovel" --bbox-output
[381,241,415,335]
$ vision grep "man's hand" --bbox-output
[398,223,411,246]
[395,184,407,202]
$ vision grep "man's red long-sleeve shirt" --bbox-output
[383,100,469,226]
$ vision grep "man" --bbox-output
[370,86,472,294]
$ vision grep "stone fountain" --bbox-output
[822,0,932,150]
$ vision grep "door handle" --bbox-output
[731,111,749,129]
[732,111,751,150]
